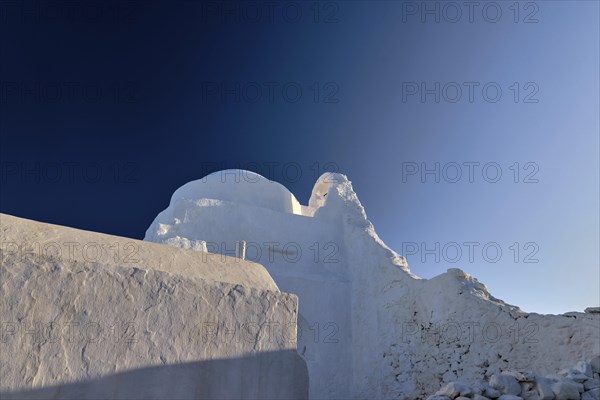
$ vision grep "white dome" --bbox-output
[169,169,302,214]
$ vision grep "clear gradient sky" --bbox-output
[1,1,598,314]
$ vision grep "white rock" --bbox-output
[507,371,537,382]
[486,386,503,399]
[472,386,484,395]
[521,391,541,400]
[521,382,540,400]
[574,362,594,378]
[522,383,536,392]
[551,380,583,399]
[536,378,556,400]
[585,380,600,390]
[436,382,471,398]
[590,357,600,374]
[582,388,600,400]
[491,374,522,396]
[473,395,492,400]
[570,374,593,383]
[498,395,524,400]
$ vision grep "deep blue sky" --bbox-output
[1,1,598,314]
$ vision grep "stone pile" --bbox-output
[428,356,600,400]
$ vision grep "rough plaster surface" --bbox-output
[0,213,308,399]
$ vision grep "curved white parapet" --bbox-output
[0,213,308,399]
[145,169,600,400]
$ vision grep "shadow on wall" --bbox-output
[1,350,308,400]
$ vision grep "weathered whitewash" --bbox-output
[146,170,600,399]
[0,213,308,399]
